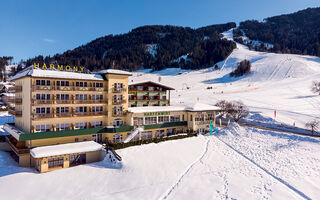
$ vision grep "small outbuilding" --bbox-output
[30,141,106,173]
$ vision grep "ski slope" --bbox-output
[130,29,320,128]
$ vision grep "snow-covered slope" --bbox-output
[130,29,320,128]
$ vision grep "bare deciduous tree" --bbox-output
[228,101,249,122]
[305,120,319,136]
[215,100,249,122]
[311,81,320,95]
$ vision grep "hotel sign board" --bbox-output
[33,63,86,72]
[144,111,170,116]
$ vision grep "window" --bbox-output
[141,131,153,140]
[75,106,88,113]
[137,86,143,91]
[92,121,103,128]
[36,107,50,114]
[155,130,165,138]
[133,117,143,126]
[145,117,157,125]
[92,134,97,142]
[158,116,169,123]
[56,107,69,113]
[56,94,70,100]
[207,113,214,121]
[83,136,88,141]
[93,82,103,87]
[113,119,123,127]
[195,114,205,121]
[114,83,123,88]
[148,86,155,91]
[76,81,88,87]
[113,95,123,102]
[113,106,123,112]
[36,80,50,86]
[170,115,180,122]
[56,123,70,131]
[113,134,122,143]
[76,94,88,100]
[92,94,103,100]
[75,122,87,129]
[167,128,176,136]
[92,106,103,112]
[56,81,69,86]
[35,124,51,132]
[190,115,193,121]
[36,94,50,100]
[75,138,79,142]
[48,157,64,168]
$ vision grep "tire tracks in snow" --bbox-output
[160,138,210,200]
[214,135,312,200]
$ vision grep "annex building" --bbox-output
[4,65,219,172]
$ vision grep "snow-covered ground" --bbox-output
[1,124,319,199]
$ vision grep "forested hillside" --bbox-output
[233,7,320,56]
[25,23,236,72]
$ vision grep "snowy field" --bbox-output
[1,124,319,199]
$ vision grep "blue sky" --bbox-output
[0,0,319,62]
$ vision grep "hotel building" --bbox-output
[4,66,219,172]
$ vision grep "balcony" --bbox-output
[91,99,107,104]
[33,85,54,91]
[73,100,93,104]
[15,98,23,104]
[32,99,53,105]
[11,85,22,92]
[55,86,73,91]
[32,113,54,119]
[113,111,124,117]
[56,100,72,104]
[91,111,106,116]
[112,87,126,93]
[55,112,72,117]
[73,112,91,117]
[112,99,126,105]
[74,87,107,91]
[8,108,22,117]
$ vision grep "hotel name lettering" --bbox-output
[33,63,85,72]
[144,111,170,116]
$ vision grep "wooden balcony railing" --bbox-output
[11,85,22,92]
[32,99,54,105]
[112,99,126,105]
[112,87,126,93]
[33,85,54,91]
[55,86,73,91]
[55,100,72,104]
[55,112,72,117]
[73,112,92,116]
[113,111,124,117]
[91,111,106,116]
[32,85,107,92]
[32,113,54,119]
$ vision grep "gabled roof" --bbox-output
[10,66,104,81]
[97,69,132,76]
[185,103,220,112]
[129,80,175,90]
